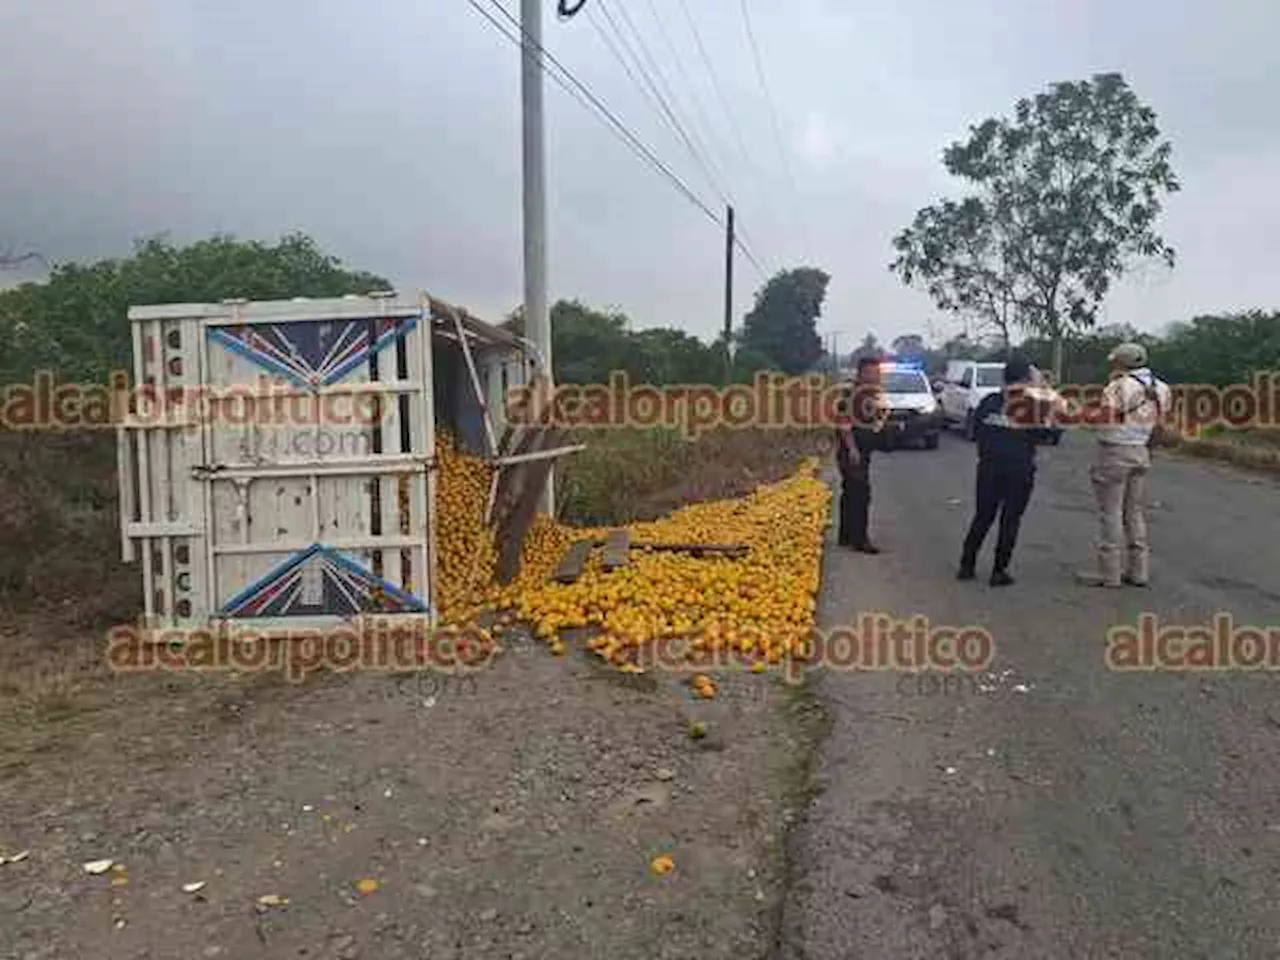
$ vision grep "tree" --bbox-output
[850,333,881,362]
[1149,311,1280,386]
[890,198,1021,353]
[738,267,829,375]
[503,300,723,385]
[0,233,389,382]
[890,73,1179,379]
[632,327,722,384]
[891,333,926,356]
[728,342,777,384]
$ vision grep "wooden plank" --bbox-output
[602,529,631,571]
[494,443,587,467]
[132,318,156,622]
[376,330,403,591]
[494,427,561,584]
[416,310,436,622]
[446,301,499,457]
[153,317,175,625]
[634,542,750,559]
[552,539,596,584]
[494,459,551,584]
[490,423,543,522]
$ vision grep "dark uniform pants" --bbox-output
[838,450,872,546]
[960,461,1035,572]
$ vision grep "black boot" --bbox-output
[990,569,1015,587]
[957,562,976,581]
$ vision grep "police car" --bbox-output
[877,358,944,450]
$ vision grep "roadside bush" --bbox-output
[556,426,831,527]
[0,430,138,624]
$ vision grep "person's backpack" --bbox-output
[1125,374,1166,448]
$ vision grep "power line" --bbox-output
[595,0,773,275]
[677,0,761,191]
[739,0,811,265]
[677,0,778,250]
[468,0,711,221]
[588,1,724,208]
[637,0,738,204]
[596,0,730,211]
[467,0,767,277]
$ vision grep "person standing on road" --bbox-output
[1076,342,1172,588]
[835,356,886,554]
[957,355,1060,586]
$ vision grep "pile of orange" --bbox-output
[434,434,832,681]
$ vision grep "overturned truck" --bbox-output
[114,290,576,638]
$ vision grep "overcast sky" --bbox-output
[1,0,1275,348]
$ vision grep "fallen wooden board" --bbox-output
[491,423,544,521]
[553,539,597,584]
[495,426,563,584]
[635,542,750,559]
[546,538,749,584]
[602,529,631,571]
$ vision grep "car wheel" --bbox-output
[924,432,939,450]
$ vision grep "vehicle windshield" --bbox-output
[882,370,930,393]
[976,367,1004,387]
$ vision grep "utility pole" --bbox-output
[521,0,552,514]
[722,205,734,384]
[831,331,840,376]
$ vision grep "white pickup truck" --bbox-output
[939,359,1063,444]
[939,360,1006,439]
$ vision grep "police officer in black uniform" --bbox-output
[957,355,1057,585]
[835,356,885,554]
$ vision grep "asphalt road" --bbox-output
[777,425,1280,960]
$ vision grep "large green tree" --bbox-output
[738,267,829,375]
[890,198,1020,353]
[890,72,1180,379]
[0,233,388,382]
[502,300,723,385]
[1148,311,1280,386]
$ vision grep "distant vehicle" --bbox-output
[877,360,943,450]
[940,360,1006,440]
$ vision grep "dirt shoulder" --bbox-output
[0,610,827,960]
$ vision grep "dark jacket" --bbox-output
[835,383,885,468]
[973,388,1056,471]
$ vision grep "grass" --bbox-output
[555,425,831,527]
[1156,425,1280,475]
[0,430,139,623]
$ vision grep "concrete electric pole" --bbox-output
[521,0,553,514]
